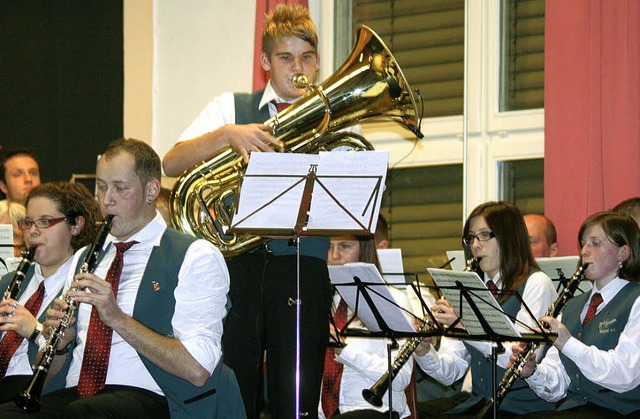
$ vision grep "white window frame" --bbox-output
[314,0,544,218]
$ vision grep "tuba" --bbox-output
[170,25,423,257]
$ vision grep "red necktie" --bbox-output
[77,241,137,397]
[272,100,291,113]
[486,279,499,299]
[322,298,348,418]
[0,281,46,380]
[582,293,603,327]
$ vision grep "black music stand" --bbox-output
[427,268,555,419]
[228,151,388,419]
[329,263,444,419]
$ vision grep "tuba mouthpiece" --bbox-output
[292,74,309,89]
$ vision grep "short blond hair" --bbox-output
[0,200,26,225]
[262,4,318,57]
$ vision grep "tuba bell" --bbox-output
[170,25,424,257]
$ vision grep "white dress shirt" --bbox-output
[414,270,557,386]
[65,213,230,395]
[4,258,70,376]
[525,276,640,401]
[319,288,413,419]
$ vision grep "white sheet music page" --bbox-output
[231,152,318,230]
[377,248,406,287]
[307,151,388,232]
[427,268,521,338]
[329,262,414,333]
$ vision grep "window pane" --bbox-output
[381,164,463,281]
[350,0,465,117]
[499,158,544,213]
[500,0,545,111]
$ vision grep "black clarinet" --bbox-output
[15,215,113,412]
[1,246,36,311]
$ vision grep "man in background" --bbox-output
[613,196,640,227]
[524,213,558,258]
[0,148,40,206]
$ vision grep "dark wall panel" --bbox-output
[0,0,123,187]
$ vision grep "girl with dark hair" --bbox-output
[413,201,557,417]
[0,182,101,402]
[514,211,640,418]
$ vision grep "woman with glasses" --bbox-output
[512,211,640,418]
[0,181,101,402]
[413,201,557,417]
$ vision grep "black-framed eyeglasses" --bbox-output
[462,231,496,246]
[18,217,70,230]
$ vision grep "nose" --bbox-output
[580,244,589,257]
[23,172,32,184]
[292,56,303,72]
[328,247,341,265]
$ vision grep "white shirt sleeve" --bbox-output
[172,239,230,374]
[177,92,236,143]
[414,336,471,386]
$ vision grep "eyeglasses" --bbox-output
[462,231,496,246]
[18,216,70,230]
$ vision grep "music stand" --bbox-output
[229,151,389,418]
[329,262,443,418]
[427,268,555,419]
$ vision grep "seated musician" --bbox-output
[0,182,101,402]
[0,138,241,418]
[512,211,640,418]
[413,201,557,416]
[321,235,413,419]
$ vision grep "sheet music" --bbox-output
[0,224,14,261]
[232,153,318,230]
[328,262,414,334]
[427,268,521,339]
[377,248,406,287]
[231,151,388,233]
[307,151,388,231]
[536,256,592,294]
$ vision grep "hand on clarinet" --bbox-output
[414,318,432,357]
[539,315,572,350]
[0,298,39,338]
[45,298,77,348]
[68,272,125,328]
[510,342,537,379]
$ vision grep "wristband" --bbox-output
[28,322,43,343]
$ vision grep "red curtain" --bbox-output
[544,0,640,256]
[252,0,309,91]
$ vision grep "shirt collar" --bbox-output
[484,271,503,289]
[104,211,166,251]
[258,81,297,111]
[590,275,628,307]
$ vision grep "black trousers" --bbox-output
[223,250,332,419]
[0,385,168,418]
[0,375,31,404]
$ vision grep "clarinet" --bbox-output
[15,215,113,412]
[362,257,481,407]
[1,246,36,312]
[475,263,589,419]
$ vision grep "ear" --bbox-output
[0,181,7,196]
[260,52,271,72]
[549,242,559,257]
[144,178,161,204]
[71,215,86,235]
[376,239,389,250]
[619,244,631,263]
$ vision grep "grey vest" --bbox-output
[233,91,330,261]
[558,281,640,415]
